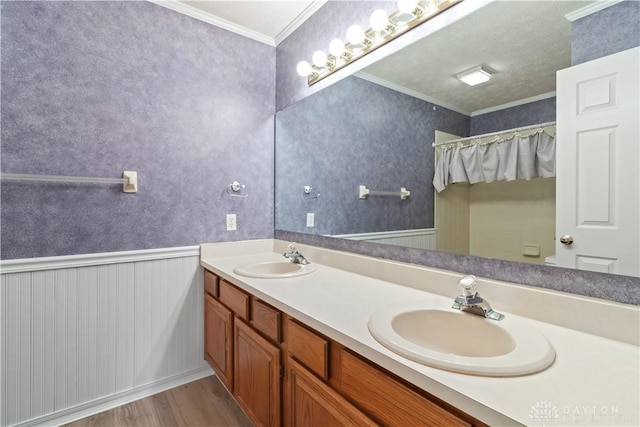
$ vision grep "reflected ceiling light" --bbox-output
[457,65,494,86]
[296,0,462,86]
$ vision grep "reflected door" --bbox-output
[556,47,640,276]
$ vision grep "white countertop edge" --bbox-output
[202,240,640,345]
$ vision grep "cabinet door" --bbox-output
[287,358,375,427]
[333,347,471,426]
[234,319,281,427]
[205,293,233,391]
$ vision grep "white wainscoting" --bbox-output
[333,228,437,250]
[0,247,212,427]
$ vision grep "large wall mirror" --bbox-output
[275,1,640,280]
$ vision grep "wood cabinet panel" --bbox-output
[285,317,329,380]
[234,319,281,427]
[251,298,281,343]
[204,293,233,391]
[287,358,376,427]
[219,280,250,320]
[204,269,218,297]
[333,347,471,427]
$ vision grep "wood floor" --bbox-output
[65,375,252,427]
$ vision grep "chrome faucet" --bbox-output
[452,275,504,321]
[283,243,310,265]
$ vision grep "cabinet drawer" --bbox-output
[252,298,281,342]
[286,318,329,380]
[333,347,471,427]
[204,269,219,297]
[219,280,250,320]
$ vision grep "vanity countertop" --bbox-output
[200,240,639,426]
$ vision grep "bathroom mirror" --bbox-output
[275,1,639,278]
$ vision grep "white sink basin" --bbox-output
[368,303,555,376]
[233,261,316,278]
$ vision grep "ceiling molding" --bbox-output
[355,72,471,116]
[470,91,557,117]
[275,0,328,45]
[148,0,277,46]
[565,0,624,22]
[357,71,558,119]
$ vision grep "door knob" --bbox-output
[560,235,574,245]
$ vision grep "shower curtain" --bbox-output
[433,130,556,192]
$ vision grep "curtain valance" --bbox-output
[433,130,556,193]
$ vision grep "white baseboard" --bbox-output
[13,365,214,427]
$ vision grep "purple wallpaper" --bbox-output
[469,97,556,136]
[1,1,275,259]
[276,76,469,234]
[571,0,640,65]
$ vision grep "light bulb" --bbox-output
[312,50,328,67]
[398,0,419,13]
[370,10,390,31]
[329,39,345,57]
[346,24,366,45]
[296,61,312,77]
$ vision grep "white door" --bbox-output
[556,47,639,276]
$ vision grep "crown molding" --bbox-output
[470,91,557,117]
[148,0,276,46]
[355,72,471,116]
[565,0,624,22]
[275,0,328,45]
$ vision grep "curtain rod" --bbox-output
[432,121,556,148]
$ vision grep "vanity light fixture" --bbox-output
[457,65,494,86]
[296,0,463,84]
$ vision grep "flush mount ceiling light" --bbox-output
[457,65,494,86]
[296,0,463,85]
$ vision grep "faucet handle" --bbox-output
[458,275,478,297]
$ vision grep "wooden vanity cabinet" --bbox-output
[204,272,282,427]
[286,357,376,426]
[204,269,485,427]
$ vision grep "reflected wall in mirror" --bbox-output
[275,0,639,278]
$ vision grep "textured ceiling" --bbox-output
[359,1,595,115]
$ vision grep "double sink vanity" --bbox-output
[200,239,639,426]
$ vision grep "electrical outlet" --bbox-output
[306,213,315,227]
[226,214,237,231]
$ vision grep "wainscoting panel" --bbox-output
[333,229,437,251]
[1,248,208,427]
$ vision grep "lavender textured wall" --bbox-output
[571,0,640,65]
[275,76,469,235]
[469,97,556,136]
[1,1,275,259]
